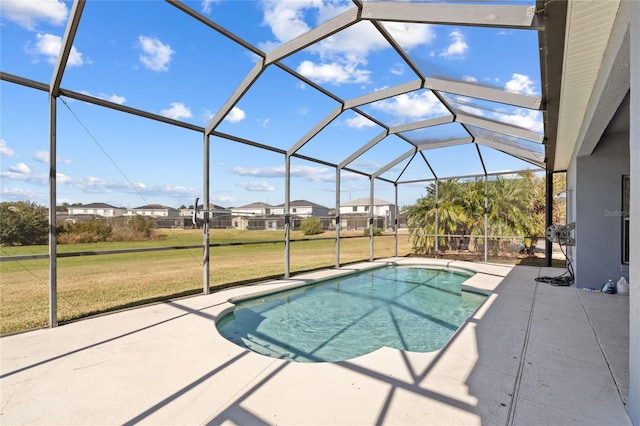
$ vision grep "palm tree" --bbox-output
[436,179,467,249]
[407,179,466,253]
[486,175,534,254]
[406,195,436,253]
[488,176,531,234]
[407,174,551,257]
[521,172,567,253]
[458,178,485,252]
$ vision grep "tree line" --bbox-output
[0,201,159,246]
[1,174,565,248]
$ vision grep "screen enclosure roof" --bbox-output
[4,0,604,189]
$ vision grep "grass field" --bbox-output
[1,229,413,334]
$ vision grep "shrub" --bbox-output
[126,215,155,238]
[57,215,161,243]
[110,225,162,242]
[58,218,112,243]
[364,228,383,236]
[0,201,49,246]
[300,216,323,235]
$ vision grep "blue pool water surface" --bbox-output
[216,265,485,362]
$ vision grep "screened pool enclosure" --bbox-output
[1,0,567,328]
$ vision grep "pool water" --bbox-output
[216,265,485,363]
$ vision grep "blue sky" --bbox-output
[1,0,542,209]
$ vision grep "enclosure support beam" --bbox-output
[48,94,58,328]
[394,184,399,257]
[284,155,291,278]
[361,2,540,29]
[369,177,375,262]
[46,0,85,328]
[545,170,553,267]
[335,168,341,269]
[484,175,489,263]
[203,133,210,294]
[435,180,439,257]
[457,112,544,143]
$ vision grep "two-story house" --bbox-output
[339,197,396,230]
[67,203,126,217]
[271,200,329,217]
[126,204,179,218]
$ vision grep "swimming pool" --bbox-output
[216,264,486,363]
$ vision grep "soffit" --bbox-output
[554,0,621,170]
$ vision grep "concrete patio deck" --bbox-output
[0,259,631,425]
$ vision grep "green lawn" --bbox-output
[1,229,412,334]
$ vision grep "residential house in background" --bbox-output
[179,204,232,229]
[229,202,273,217]
[67,203,126,217]
[271,200,329,217]
[228,200,330,231]
[179,203,231,219]
[339,198,396,230]
[229,202,274,230]
[126,204,179,218]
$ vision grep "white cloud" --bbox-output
[452,95,486,117]
[224,106,246,123]
[28,33,84,66]
[238,180,275,192]
[457,104,486,117]
[260,2,434,87]
[440,29,468,59]
[0,170,47,185]
[138,35,174,72]
[31,150,71,164]
[104,94,126,105]
[463,75,478,83]
[494,108,544,133]
[0,0,68,30]
[143,184,199,198]
[505,73,537,96]
[58,178,200,198]
[201,0,219,14]
[9,162,30,174]
[232,164,334,183]
[160,102,192,120]
[297,60,370,85]
[79,90,126,105]
[232,166,283,178]
[383,22,435,51]
[389,64,404,76]
[0,140,16,157]
[371,91,448,120]
[201,109,215,122]
[0,186,44,200]
[1,168,198,200]
[345,115,376,129]
[351,159,384,171]
[259,0,331,46]
[213,195,235,204]
[33,150,49,163]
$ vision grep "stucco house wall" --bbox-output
[574,127,630,288]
